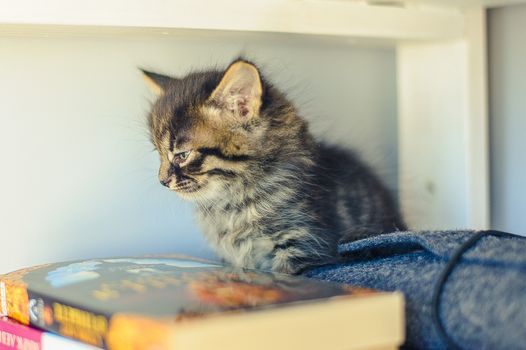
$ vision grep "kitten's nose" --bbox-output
[160,178,171,187]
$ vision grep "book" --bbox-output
[0,316,100,350]
[0,255,404,350]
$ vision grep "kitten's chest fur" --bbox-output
[197,205,276,270]
[195,177,303,272]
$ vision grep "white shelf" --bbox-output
[1,0,524,41]
[403,0,525,7]
[1,1,524,41]
[0,0,468,41]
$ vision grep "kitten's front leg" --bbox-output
[271,229,336,274]
[270,248,306,274]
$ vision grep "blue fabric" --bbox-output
[303,230,526,349]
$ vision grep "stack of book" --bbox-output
[0,255,404,350]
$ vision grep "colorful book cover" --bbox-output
[0,255,382,350]
[0,316,100,350]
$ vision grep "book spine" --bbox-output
[0,279,110,349]
[0,279,31,325]
[0,317,100,350]
[0,317,42,350]
[28,290,110,349]
[1,281,7,316]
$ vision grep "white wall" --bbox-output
[0,31,397,273]
[489,5,526,234]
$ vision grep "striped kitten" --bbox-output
[143,59,405,274]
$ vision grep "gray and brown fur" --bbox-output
[143,58,406,274]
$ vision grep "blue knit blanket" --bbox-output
[303,230,526,349]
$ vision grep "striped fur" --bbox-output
[143,59,406,274]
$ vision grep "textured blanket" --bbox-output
[303,230,526,349]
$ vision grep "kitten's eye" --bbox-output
[174,150,192,163]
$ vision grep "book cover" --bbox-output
[0,255,403,350]
[0,316,100,350]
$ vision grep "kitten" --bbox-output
[143,58,406,274]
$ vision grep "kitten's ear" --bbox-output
[209,60,263,119]
[140,69,173,96]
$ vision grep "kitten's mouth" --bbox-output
[173,180,200,194]
[176,186,199,193]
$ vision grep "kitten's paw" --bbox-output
[270,255,304,275]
